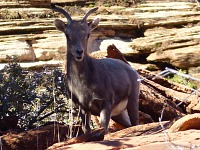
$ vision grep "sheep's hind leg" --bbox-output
[111,111,131,128]
[127,93,139,126]
[100,102,112,133]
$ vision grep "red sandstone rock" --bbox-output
[169,113,200,132]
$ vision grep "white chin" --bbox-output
[75,57,83,61]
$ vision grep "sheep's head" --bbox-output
[52,5,99,61]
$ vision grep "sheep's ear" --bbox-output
[54,19,66,33]
[88,17,99,32]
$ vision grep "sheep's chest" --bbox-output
[67,78,93,107]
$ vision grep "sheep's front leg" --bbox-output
[100,102,111,133]
[80,109,91,134]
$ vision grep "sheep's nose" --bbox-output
[76,49,83,55]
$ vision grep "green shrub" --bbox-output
[167,69,197,89]
[0,56,72,131]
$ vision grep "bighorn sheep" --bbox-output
[52,5,140,133]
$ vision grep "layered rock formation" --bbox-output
[1,1,200,75]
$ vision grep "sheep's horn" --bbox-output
[51,4,72,23]
[83,7,98,21]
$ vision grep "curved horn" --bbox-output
[83,7,98,21]
[51,4,72,23]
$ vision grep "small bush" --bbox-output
[0,56,73,131]
[167,69,197,89]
